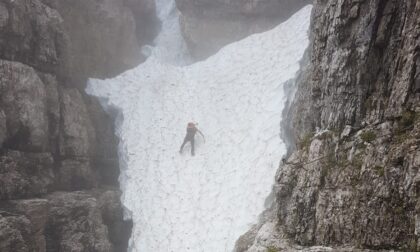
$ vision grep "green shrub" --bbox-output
[408,239,417,252]
[400,111,416,128]
[394,206,404,215]
[357,142,367,150]
[350,177,360,188]
[394,132,409,143]
[351,154,364,170]
[267,246,279,252]
[393,111,418,143]
[360,131,377,143]
[299,132,315,150]
[325,151,337,169]
[374,165,385,176]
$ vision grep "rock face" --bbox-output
[0,210,35,252]
[0,199,49,252]
[53,0,159,83]
[236,0,420,251]
[45,191,116,252]
[0,0,158,251]
[0,0,65,74]
[0,151,54,200]
[176,0,312,59]
[0,61,49,152]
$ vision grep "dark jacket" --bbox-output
[186,126,198,139]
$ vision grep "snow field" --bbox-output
[87,4,312,252]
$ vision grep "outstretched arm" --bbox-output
[197,129,205,140]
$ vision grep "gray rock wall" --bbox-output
[236,0,420,251]
[176,0,312,60]
[0,0,158,251]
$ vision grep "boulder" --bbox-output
[0,60,49,152]
[0,0,66,73]
[0,211,32,252]
[0,150,55,200]
[9,199,50,252]
[45,191,113,252]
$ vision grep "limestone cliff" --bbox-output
[236,0,420,251]
[0,0,158,251]
[175,0,312,60]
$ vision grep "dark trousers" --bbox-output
[180,136,195,155]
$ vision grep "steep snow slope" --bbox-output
[87,4,312,252]
[145,0,191,65]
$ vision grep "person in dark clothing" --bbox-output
[179,122,205,156]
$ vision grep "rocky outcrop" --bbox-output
[126,0,160,53]
[236,0,420,251]
[44,191,131,252]
[176,0,312,59]
[0,0,65,74]
[0,61,50,152]
[0,207,41,252]
[0,0,158,251]
[0,191,131,252]
[53,0,158,83]
[98,190,134,252]
[0,199,49,252]
[0,151,55,200]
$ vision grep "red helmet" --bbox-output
[187,122,195,127]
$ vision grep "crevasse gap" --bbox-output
[86,2,312,251]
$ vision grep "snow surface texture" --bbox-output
[87,4,312,252]
[142,0,191,65]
